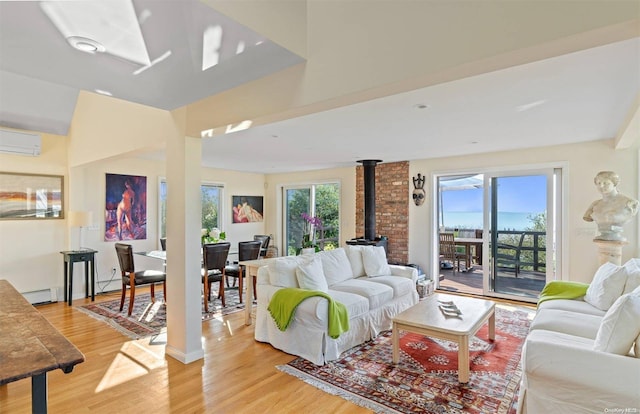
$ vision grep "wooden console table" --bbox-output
[0,280,85,413]
[60,249,97,306]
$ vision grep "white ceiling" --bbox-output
[201,37,640,173]
[0,1,638,174]
[0,0,303,135]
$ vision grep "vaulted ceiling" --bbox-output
[1,0,639,173]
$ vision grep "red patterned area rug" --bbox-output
[76,281,248,339]
[278,305,533,414]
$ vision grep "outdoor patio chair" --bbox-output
[439,232,467,273]
[495,232,526,277]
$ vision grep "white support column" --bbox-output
[165,108,204,364]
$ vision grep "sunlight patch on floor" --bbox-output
[95,339,166,392]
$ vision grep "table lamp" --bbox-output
[68,211,93,251]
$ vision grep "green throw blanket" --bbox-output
[538,280,589,305]
[268,288,349,339]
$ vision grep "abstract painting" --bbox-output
[0,172,63,219]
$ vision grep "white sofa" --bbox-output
[254,245,419,365]
[518,259,640,413]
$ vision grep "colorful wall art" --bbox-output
[105,173,147,241]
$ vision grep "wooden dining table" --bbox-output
[238,257,278,325]
[0,280,85,413]
[135,249,239,261]
[136,251,271,326]
[453,237,483,270]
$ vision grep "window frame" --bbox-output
[281,181,341,256]
[158,177,224,248]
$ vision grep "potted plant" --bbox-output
[201,227,226,244]
[298,213,323,255]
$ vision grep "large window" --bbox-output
[283,183,340,255]
[159,179,223,238]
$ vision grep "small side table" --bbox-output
[60,250,97,306]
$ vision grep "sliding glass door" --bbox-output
[486,171,558,300]
[435,167,562,302]
[284,187,311,256]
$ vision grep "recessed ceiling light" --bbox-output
[67,36,105,53]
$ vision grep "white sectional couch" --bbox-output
[254,245,419,365]
[518,259,640,413]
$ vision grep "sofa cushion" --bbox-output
[318,248,354,286]
[331,279,394,310]
[622,258,640,295]
[529,308,602,339]
[296,256,328,292]
[344,245,366,277]
[635,334,640,358]
[362,246,391,277]
[537,298,606,317]
[268,256,301,288]
[594,287,640,355]
[357,275,414,298]
[325,289,370,319]
[584,262,627,311]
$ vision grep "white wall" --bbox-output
[0,150,266,300]
[72,159,267,298]
[408,139,638,285]
[0,133,68,295]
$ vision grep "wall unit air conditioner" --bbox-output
[0,129,41,156]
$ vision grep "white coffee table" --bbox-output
[392,293,496,383]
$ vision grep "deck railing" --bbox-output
[447,228,546,274]
[494,230,546,274]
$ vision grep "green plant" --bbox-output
[201,227,226,244]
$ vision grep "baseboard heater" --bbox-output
[22,288,58,305]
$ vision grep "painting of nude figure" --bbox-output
[105,173,147,241]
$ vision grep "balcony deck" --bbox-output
[437,265,546,300]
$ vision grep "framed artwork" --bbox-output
[105,173,147,241]
[0,172,64,219]
[232,195,263,223]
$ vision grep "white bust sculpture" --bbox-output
[583,171,639,242]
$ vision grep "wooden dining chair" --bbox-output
[202,242,230,312]
[115,243,167,316]
[439,232,466,273]
[224,241,262,303]
[253,234,271,258]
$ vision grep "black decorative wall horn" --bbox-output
[413,173,426,206]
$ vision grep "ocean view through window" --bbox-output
[435,169,561,303]
[443,211,540,230]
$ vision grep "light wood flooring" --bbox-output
[1,287,535,414]
[0,288,371,414]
